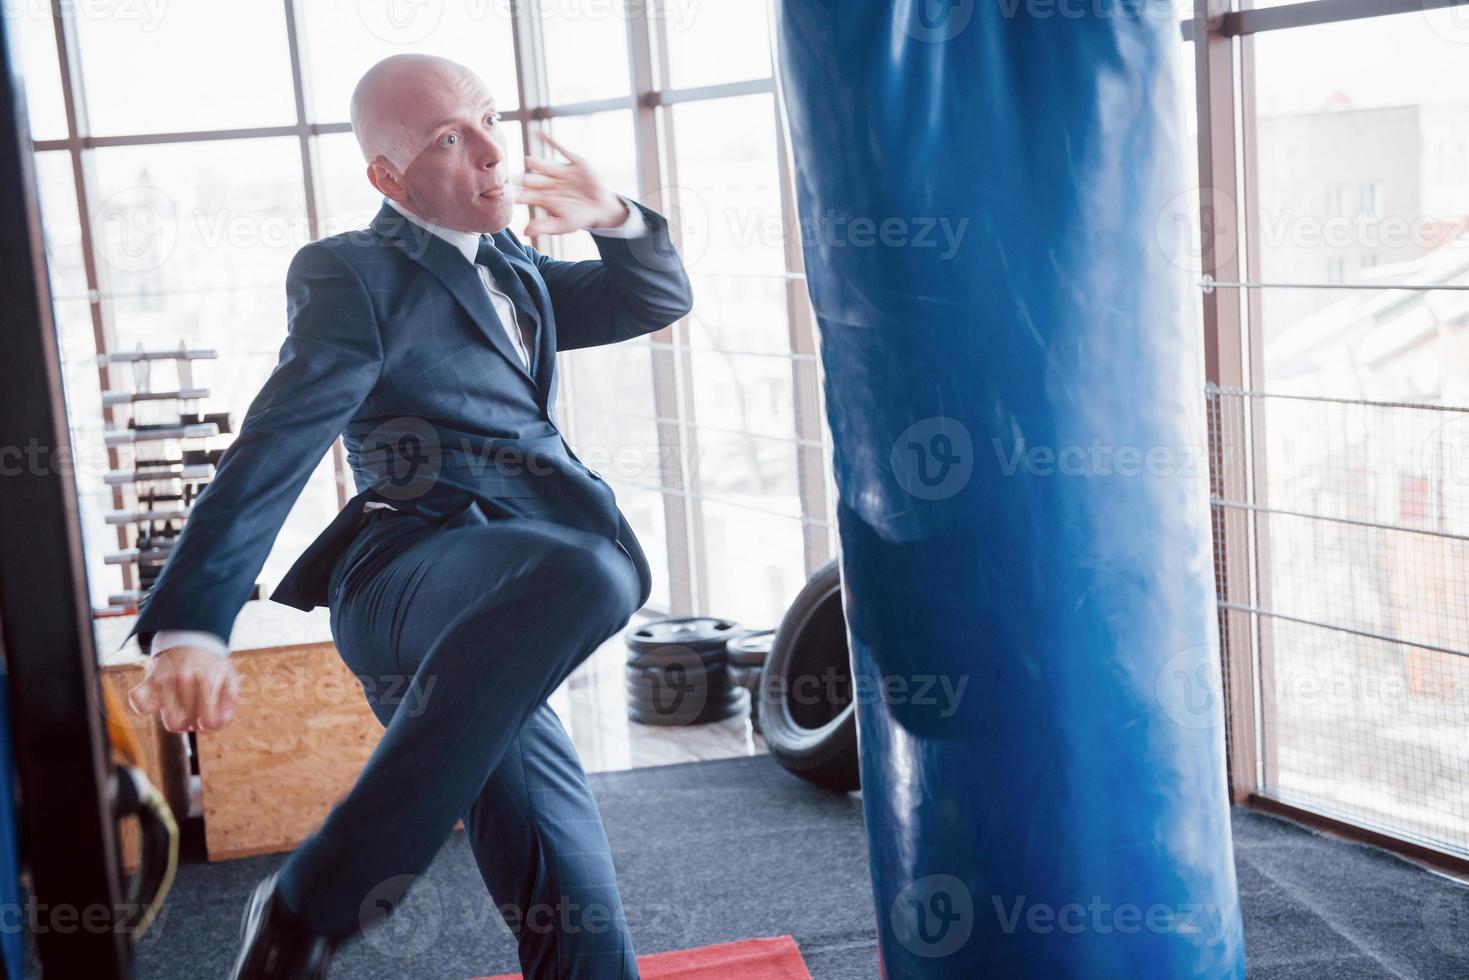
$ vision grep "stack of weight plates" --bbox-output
[623,617,749,726]
[724,629,775,732]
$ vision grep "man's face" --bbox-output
[388,69,515,234]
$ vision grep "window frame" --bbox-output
[29,0,837,623]
[1188,0,1469,878]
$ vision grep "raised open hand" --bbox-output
[514,131,630,238]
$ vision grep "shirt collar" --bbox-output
[384,197,484,265]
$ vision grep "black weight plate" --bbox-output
[625,641,728,671]
[624,616,741,655]
[726,629,776,667]
[624,671,732,703]
[624,659,721,684]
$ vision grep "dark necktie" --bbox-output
[474,235,538,372]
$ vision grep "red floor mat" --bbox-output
[479,934,812,979]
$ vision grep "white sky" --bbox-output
[1252,7,1469,116]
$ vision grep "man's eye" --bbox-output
[485,112,501,128]
[441,132,459,147]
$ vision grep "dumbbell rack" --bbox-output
[100,343,231,613]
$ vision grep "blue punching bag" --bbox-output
[776,1,1245,976]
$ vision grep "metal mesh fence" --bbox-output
[1209,384,1469,858]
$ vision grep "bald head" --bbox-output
[348,53,514,234]
[350,54,490,173]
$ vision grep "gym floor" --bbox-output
[32,753,1469,979]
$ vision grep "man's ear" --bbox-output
[366,157,406,201]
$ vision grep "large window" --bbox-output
[1193,0,1469,868]
[11,0,836,631]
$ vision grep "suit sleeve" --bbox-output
[524,199,694,352]
[128,240,385,654]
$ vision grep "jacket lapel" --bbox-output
[369,203,536,387]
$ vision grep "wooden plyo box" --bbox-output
[99,596,503,864]
[97,602,403,864]
[195,641,385,861]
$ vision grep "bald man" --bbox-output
[125,54,692,979]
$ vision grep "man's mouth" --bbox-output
[480,183,508,200]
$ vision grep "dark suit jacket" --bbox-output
[129,199,693,652]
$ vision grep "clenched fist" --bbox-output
[127,644,241,733]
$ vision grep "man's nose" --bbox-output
[477,134,503,170]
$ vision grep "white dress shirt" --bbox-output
[151,195,648,661]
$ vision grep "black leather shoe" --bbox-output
[229,871,336,979]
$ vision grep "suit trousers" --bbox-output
[274,507,643,979]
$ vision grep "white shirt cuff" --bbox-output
[150,629,229,659]
[588,196,647,239]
